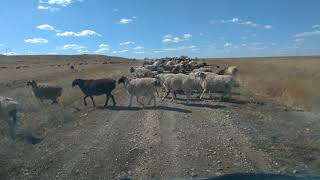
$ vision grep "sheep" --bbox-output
[118,76,160,107]
[27,80,63,104]
[0,96,19,138]
[225,66,238,76]
[194,72,235,101]
[161,73,199,103]
[72,79,116,107]
[130,67,158,78]
[193,67,214,73]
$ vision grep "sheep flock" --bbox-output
[1,56,239,139]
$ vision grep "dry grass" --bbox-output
[206,56,320,111]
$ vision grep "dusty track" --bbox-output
[1,59,320,179]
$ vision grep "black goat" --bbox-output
[72,79,116,107]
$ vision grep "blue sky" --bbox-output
[0,0,320,58]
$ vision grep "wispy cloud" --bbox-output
[62,44,87,53]
[162,33,192,43]
[37,5,60,12]
[57,30,101,37]
[221,17,258,27]
[24,38,48,44]
[62,44,86,50]
[95,44,110,54]
[120,41,135,46]
[264,25,273,30]
[294,38,304,42]
[37,24,58,32]
[133,51,145,54]
[112,50,128,54]
[2,52,18,56]
[312,24,320,29]
[117,18,133,24]
[219,17,272,30]
[294,30,320,38]
[133,46,144,50]
[38,0,84,12]
[224,42,233,47]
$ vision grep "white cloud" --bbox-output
[2,52,18,56]
[63,44,86,50]
[47,0,72,6]
[77,49,89,54]
[113,8,119,12]
[221,17,259,27]
[133,46,144,50]
[199,32,204,36]
[112,50,128,54]
[183,33,192,39]
[133,51,145,54]
[37,24,56,31]
[313,24,320,29]
[241,36,248,40]
[118,18,133,24]
[162,33,192,43]
[0,44,4,46]
[37,5,60,12]
[163,34,173,39]
[224,42,232,47]
[95,43,110,54]
[162,38,172,43]
[120,41,135,46]
[294,38,304,42]
[264,25,273,30]
[172,37,182,43]
[56,30,101,37]
[24,38,48,44]
[294,30,320,38]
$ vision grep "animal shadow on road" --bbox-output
[100,105,192,113]
[181,102,226,109]
[15,132,43,145]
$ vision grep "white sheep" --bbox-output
[225,66,238,76]
[161,73,199,103]
[27,80,63,104]
[0,96,19,138]
[195,72,235,101]
[118,76,160,107]
[130,67,158,78]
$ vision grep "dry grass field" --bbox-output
[206,56,320,111]
[0,55,319,179]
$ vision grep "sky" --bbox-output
[0,0,320,58]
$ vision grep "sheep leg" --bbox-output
[153,95,157,107]
[90,96,96,107]
[200,89,206,99]
[161,90,170,102]
[83,95,89,106]
[136,96,144,107]
[104,94,110,107]
[110,94,116,106]
[128,95,133,107]
[186,91,191,104]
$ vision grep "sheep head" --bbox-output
[118,76,128,84]
[130,67,135,73]
[72,79,83,87]
[27,80,36,86]
[195,72,206,79]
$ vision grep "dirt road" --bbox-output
[1,59,320,179]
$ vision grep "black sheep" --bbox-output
[72,79,116,107]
